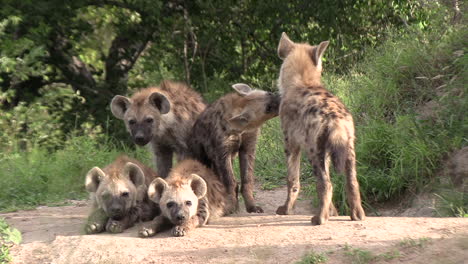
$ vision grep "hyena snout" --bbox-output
[131,126,153,146]
[266,93,281,115]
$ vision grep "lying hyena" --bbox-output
[189,84,280,213]
[275,33,365,225]
[138,159,235,237]
[84,155,159,234]
[111,80,206,178]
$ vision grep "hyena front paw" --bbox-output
[172,226,188,237]
[138,227,156,238]
[106,220,124,233]
[246,205,264,213]
[85,223,104,234]
[311,215,328,226]
[350,206,366,221]
[276,205,291,215]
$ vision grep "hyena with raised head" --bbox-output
[111,80,206,178]
[139,159,235,237]
[188,83,280,213]
[275,33,365,225]
[84,155,160,234]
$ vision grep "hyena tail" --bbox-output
[328,129,351,175]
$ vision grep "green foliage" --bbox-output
[296,250,328,264]
[0,136,151,212]
[0,218,21,264]
[434,190,468,217]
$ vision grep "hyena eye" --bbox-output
[128,119,136,125]
[145,117,154,124]
[121,192,129,197]
[166,202,175,208]
[185,201,192,206]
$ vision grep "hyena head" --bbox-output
[85,162,146,220]
[110,91,170,146]
[277,32,329,91]
[148,174,207,225]
[228,83,280,132]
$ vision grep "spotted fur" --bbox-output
[84,155,160,234]
[188,83,280,213]
[139,159,234,237]
[276,33,365,225]
[111,80,206,178]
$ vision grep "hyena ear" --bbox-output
[311,40,330,70]
[123,162,145,187]
[110,95,131,119]
[85,167,106,193]
[148,178,168,203]
[232,83,252,96]
[149,92,170,115]
[278,32,295,59]
[228,113,249,128]
[190,174,207,199]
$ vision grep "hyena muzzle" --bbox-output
[138,159,235,237]
[84,155,160,234]
[275,32,365,225]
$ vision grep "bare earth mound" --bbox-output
[2,187,467,264]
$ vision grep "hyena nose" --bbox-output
[134,135,145,144]
[176,215,186,221]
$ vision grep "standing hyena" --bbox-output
[188,83,280,213]
[275,33,365,225]
[138,159,235,237]
[84,155,159,234]
[111,80,206,178]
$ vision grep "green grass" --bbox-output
[0,218,22,264]
[0,136,151,212]
[295,250,328,264]
[398,237,432,248]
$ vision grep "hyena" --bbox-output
[188,83,280,213]
[111,80,206,178]
[138,159,235,237]
[84,155,160,234]
[275,32,365,225]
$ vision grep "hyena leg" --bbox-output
[215,154,239,209]
[239,131,263,213]
[345,154,365,221]
[138,215,168,238]
[106,207,140,233]
[85,208,108,234]
[276,142,301,215]
[153,144,173,179]
[311,155,333,225]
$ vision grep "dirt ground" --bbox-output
[2,186,467,264]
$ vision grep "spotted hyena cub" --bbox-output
[275,33,365,225]
[139,159,235,237]
[111,80,206,178]
[84,155,159,234]
[189,84,280,213]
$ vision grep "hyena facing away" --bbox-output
[276,33,365,225]
[139,159,235,237]
[85,155,160,234]
[111,80,206,178]
[188,84,280,213]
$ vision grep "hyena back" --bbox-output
[188,84,280,213]
[111,80,206,178]
[139,159,235,237]
[276,33,365,225]
[84,155,160,234]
